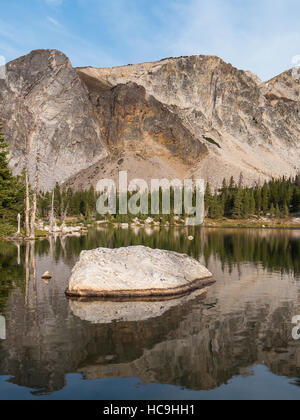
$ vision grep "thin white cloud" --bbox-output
[2,0,300,80]
[43,14,118,68]
[73,0,300,79]
[0,18,25,58]
[0,18,19,42]
[164,0,300,80]
[46,16,63,29]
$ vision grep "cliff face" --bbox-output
[0,50,299,190]
[0,50,107,190]
[67,71,209,190]
[77,56,300,188]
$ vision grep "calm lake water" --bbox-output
[0,227,300,400]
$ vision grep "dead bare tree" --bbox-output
[30,151,40,239]
[24,158,31,238]
[17,213,21,235]
[24,131,31,239]
[60,194,69,228]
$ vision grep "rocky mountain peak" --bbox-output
[264,69,300,102]
[7,49,70,88]
[0,49,108,190]
[0,50,299,190]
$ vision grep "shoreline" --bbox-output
[202,218,300,229]
[1,217,300,241]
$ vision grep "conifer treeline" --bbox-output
[37,176,300,221]
[38,184,97,220]
[205,176,300,219]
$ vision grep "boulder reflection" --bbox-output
[0,228,299,395]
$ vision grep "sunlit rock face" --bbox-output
[0,50,299,191]
[75,56,300,189]
[66,246,213,298]
[0,49,108,190]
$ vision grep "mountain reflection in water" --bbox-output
[0,227,299,398]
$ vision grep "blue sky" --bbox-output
[0,0,300,80]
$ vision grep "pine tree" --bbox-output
[209,195,224,219]
[249,192,256,216]
[229,176,236,191]
[232,189,243,219]
[88,185,96,216]
[54,182,62,217]
[205,182,212,216]
[254,187,262,215]
[270,203,275,218]
[0,121,24,225]
[283,201,289,218]
[262,183,269,215]
[243,190,251,218]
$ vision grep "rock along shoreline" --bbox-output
[65,246,215,299]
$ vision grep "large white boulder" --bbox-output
[66,246,213,298]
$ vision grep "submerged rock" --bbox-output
[66,246,214,298]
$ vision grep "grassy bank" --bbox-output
[203,217,300,229]
[0,223,18,239]
[0,223,49,240]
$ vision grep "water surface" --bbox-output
[0,227,300,400]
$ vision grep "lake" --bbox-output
[0,227,300,400]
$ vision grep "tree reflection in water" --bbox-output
[0,227,299,396]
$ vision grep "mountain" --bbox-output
[0,49,299,190]
[0,49,108,190]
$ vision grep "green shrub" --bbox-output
[0,223,16,238]
[203,136,221,149]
